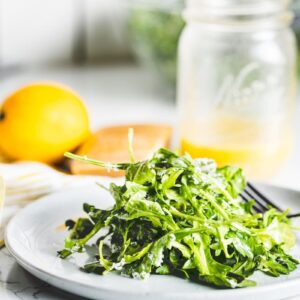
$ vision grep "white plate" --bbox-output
[5,184,300,300]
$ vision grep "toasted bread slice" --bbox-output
[69,124,172,177]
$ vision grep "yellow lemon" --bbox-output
[0,83,90,163]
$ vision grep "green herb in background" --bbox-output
[128,6,185,86]
[59,136,298,288]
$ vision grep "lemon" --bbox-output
[0,83,90,163]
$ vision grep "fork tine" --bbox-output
[246,182,282,211]
[242,183,300,219]
[243,189,269,212]
[240,193,263,213]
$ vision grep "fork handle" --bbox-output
[288,213,300,218]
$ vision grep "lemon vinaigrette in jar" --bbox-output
[177,0,297,179]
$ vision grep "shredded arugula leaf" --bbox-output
[59,148,298,288]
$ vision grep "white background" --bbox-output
[0,0,130,66]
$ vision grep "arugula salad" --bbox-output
[59,138,298,288]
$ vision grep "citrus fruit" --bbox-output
[0,83,90,163]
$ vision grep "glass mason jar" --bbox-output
[177,0,297,179]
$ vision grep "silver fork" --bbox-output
[240,182,300,218]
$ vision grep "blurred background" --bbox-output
[0,0,183,77]
[2,0,300,89]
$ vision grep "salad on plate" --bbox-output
[58,131,298,288]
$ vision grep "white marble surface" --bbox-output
[0,248,86,300]
[0,63,300,300]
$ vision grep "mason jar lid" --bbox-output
[185,0,292,17]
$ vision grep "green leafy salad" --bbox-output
[59,134,298,288]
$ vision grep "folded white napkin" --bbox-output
[0,161,120,244]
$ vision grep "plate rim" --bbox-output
[5,185,300,299]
